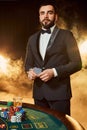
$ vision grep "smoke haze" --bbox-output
[0,47,87,129]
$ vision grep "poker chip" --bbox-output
[0,104,27,123]
[0,112,4,117]
[16,112,22,117]
[0,124,6,129]
[20,109,25,114]
[14,107,19,112]
[3,111,8,118]
[11,115,17,123]
[18,106,22,110]
[16,113,22,123]
[7,102,13,107]
[15,112,22,123]
[16,117,22,122]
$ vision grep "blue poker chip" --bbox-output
[20,109,25,114]
[18,106,22,110]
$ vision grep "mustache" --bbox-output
[42,19,51,22]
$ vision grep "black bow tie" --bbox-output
[41,29,51,34]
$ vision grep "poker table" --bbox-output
[0,101,85,130]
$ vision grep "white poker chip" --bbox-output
[1,112,4,117]
[11,116,17,123]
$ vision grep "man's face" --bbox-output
[39,5,57,29]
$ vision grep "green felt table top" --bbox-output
[0,104,67,130]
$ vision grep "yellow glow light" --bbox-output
[79,40,87,55]
[79,39,87,67]
[0,55,10,73]
[0,55,23,79]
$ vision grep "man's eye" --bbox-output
[40,12,45,15]
[48,11,55,14]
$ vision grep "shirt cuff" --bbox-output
[52,68,58,77]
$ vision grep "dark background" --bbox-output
[0,0,87,60]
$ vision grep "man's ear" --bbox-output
[55,14,58,22]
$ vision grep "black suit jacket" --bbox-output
[25,26,82,101]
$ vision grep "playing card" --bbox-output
[33,67,42,74]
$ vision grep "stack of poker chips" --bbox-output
[11,115,17,123]
[0,102,26,123]
[16,113,22,123]
[0,108,9,119]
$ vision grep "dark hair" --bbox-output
[39,0,58,14]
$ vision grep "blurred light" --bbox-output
[0,55,23,79]
[79,39,87,68]
[79,40,87,55]
[0,55,10,74]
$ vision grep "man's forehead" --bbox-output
[39,5,54,12]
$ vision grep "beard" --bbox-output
[40,19,55,29]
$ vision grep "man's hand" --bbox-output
[38,69,54,82]
[27,69,38,80]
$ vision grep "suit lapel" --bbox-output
[34,27,60,66]
[44,27,60,65]
[47,26,60,51]
[34,31,44,66]
[36,32,42,60]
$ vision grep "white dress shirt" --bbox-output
[39,25,58,77]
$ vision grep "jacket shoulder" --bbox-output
[29,31,40,41]
[27,31,40,46]
[59,28,72,34]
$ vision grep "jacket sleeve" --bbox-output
[25,38,34,71]
[55,31,82,79]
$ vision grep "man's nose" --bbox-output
[44,13,48,18]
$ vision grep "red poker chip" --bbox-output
[0,124,6,128]
[14,107,19,112]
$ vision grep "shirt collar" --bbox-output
[50,25,56,33]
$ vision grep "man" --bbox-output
[25,1,82,115]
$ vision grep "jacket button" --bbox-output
[42,67,45,71]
